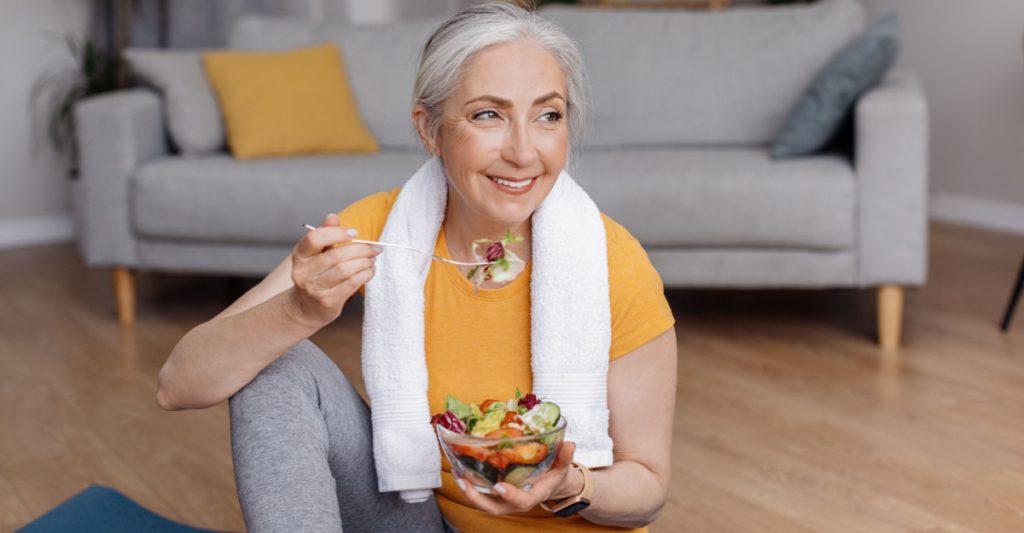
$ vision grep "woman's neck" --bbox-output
[442,193,531,267]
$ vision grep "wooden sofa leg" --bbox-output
[877,285,903,351]
[113,267,135,326]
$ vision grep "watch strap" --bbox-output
[540,461,592,517]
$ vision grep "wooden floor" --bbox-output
[1,221,1023,532]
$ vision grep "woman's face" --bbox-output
[424,41,569,228]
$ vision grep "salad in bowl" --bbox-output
[432,389,565,493]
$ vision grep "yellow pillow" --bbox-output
[202,42,378,159]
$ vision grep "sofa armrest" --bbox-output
[73,88,168,267]
[855,68,929,286]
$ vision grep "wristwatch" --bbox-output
[540,461,593,517]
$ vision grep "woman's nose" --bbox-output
[500,121,538,168]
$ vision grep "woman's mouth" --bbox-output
[487,175,538,194]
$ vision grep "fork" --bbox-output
[302,224,490,267]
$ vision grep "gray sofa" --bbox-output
[73,0,928,349]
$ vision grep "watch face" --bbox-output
[554,501,590,518]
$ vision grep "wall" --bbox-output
[0,0,90,248]
[859,0,1024,234]
[0,0,451,250]
[123,0,456,48]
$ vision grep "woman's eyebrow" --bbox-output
[532,91,565,105]
[464,92,566,107]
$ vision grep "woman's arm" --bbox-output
[454,327,678,527]
[154,259,313,411]
[576,326,676,527]
[155,215,379,410]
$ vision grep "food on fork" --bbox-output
[465,229,526,289]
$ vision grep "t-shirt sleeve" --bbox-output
[604,215,676,360]
[335,188,400,241]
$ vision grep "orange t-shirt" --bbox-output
[338,189,675,533]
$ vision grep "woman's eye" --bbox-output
[473,110,499,120]
[540,111,564,123]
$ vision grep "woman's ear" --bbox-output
[411,104,439,156]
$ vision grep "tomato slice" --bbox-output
[499,442,548,465]
[450,443,491,462]
[501,411,523,428]
[480,399,501,411]
[485,452,510,470]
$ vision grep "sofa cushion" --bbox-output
[132,152,424,244]
[541,0,865,147]
[123,48,224,156]
[229,16,440,150]
[202,43,379,159]
[577,148,855,250]
[772,13,900,159]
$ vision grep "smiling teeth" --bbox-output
[492,177,533,189]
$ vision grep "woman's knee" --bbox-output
[230,340,336,409]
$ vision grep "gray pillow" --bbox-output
[771,13,899,159]
[123,48,225,156]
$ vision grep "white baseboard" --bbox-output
[0,213,75,250]
[930,193,1024,236]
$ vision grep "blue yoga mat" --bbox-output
[17,485,232,533]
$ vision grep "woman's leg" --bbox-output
[229,340,446,533]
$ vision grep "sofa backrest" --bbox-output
[230,0,864,150]
[541,0,864,147]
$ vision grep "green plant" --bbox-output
[34,35,124,174]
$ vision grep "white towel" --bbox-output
[361,157,613,503]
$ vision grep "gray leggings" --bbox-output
[229,340,456,533]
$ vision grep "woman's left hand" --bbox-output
[455,441,579,515]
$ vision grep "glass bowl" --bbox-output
[436,416,567,493]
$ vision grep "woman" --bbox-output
[157,4,676,532]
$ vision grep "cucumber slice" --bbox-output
[502,465,538,487]
[540,432,561,448]
[533,402,560,428]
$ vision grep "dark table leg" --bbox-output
[1000,253,1024,331]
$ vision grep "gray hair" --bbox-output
[413,2,588,149]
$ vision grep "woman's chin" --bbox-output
[482,211,531,231]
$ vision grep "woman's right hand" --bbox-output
[287,213,381,329]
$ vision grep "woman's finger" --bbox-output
[532,440,574,476]
[301,265,376,313]
[295,228,353,257]
[455,477,508,516]
[489,481,546,511]
[302,242,380,278]
[312,256,376,290]
[556,440,576,466]
[326,263,376,297]
[295,214,356,257]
